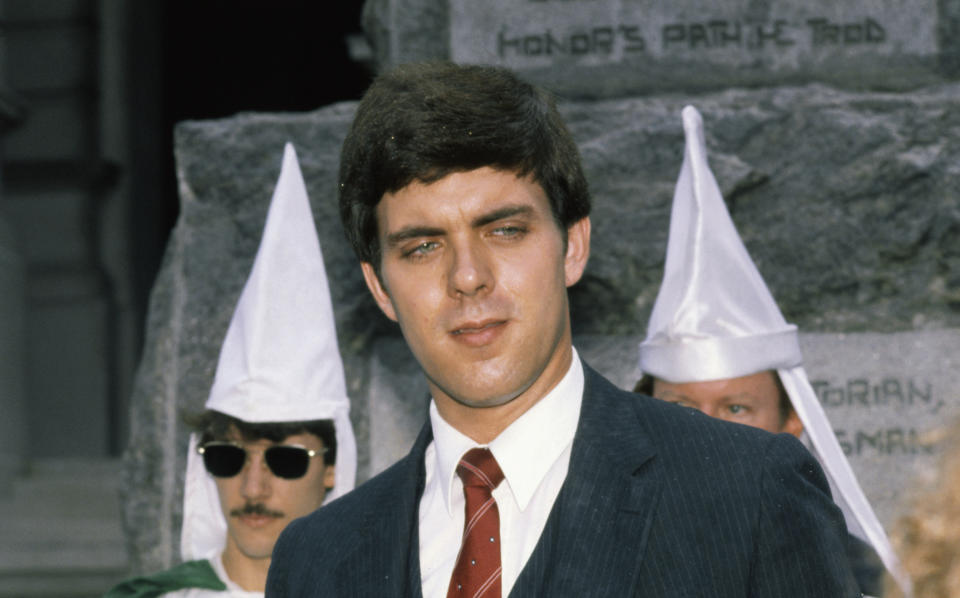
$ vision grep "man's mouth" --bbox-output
[450,319,507,346]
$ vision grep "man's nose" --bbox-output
[240,454,271,500]
[448,241,493,298]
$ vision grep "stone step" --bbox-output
[0,458,130,598]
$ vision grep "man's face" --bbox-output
[652,370,803,436]
[214,429,334,565]
[361,167,590,430]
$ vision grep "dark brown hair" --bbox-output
[338,61,591,270]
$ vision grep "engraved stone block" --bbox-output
[366,0,959,97]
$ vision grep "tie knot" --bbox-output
[456,448,504,490]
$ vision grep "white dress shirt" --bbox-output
[418,349,585,598]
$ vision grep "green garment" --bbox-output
[104,559,227,598]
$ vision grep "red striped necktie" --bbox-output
[447,448,505,598]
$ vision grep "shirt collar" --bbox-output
[429,348,585,516]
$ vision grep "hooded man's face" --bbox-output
[213,427,335,577]
[652,370,803,437]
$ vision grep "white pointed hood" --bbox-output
[639,106,911,596]
[181,142,357,562]
[639,106,801,381]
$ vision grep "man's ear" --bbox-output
[564,216,591,287]
[361,262,398,322]
[322,464,336,492]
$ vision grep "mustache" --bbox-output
[229,502,284,519]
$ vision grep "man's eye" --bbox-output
[405,241,439,257]
[728,405,746,415]
[493,225,525,237]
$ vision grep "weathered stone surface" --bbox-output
[569,87,960,336]
[362,0,448,67]
[366,0,960,98]
[122,83,960,572]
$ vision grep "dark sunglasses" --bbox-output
[197,441,326,480]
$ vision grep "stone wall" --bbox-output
[121,85,960,573]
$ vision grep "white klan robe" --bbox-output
[637,106,910,597]
[177,142,357,595]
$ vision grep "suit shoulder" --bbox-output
[635,389,822,491]
[281,450,420,542]
[582,366,780,471]
[270,450,423,589]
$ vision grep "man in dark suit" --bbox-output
[266,62,860,597]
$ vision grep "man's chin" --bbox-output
[449,392,519,409]
[433,377,531,410]
[233,538,280,562]
[229,523,284,557]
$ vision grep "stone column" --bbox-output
[0,210,25,497]
[0,0,28,495]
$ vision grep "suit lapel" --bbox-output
[511,363,661,597]
[334,423,431,598]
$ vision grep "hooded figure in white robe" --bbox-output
[107,142,357,598]
[637,106,911,598]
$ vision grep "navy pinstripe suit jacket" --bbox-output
[266,362,860,597]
